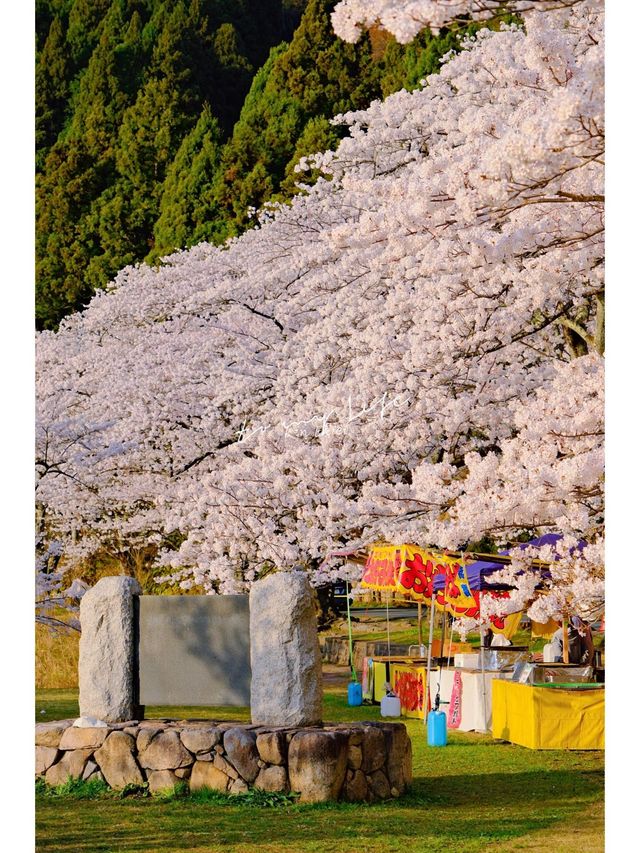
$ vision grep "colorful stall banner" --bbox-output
[435,561,480,618]
[448,671,463,728]
[362,544,466,607]
[390,664,428,719]
[362,543,525,632]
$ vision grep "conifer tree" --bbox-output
[35,15,72,170]
[65,0,113,68]
[94,1,211,273]
[151,104,223,258]
[212,0,379,232]
[211,23,254,137]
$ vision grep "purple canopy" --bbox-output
[431,533,565,593]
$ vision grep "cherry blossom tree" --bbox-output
[36,0,604,623]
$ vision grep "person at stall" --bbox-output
[548,616,595,664]
[571,615,595,665]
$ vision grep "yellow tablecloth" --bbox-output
[492,680,604,750]
[373,661,389,703]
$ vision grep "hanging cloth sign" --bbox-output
[448,671,463,729]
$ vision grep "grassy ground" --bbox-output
[36,680,604,853]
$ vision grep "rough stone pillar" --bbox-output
[79,576,142,723]
[250,570,323,726]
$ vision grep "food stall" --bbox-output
[492,680,604,749]
[427,647,529,732]
[354,538,603,743]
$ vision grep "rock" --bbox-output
[343,769,368,802]
[73,716,108,728]
[250,571,323,726]
[347,744,362,770]
[256,731,287,766]
[189,761,229,792]
[78,576,142,722]
[223,729,260,783]
[147,770,180,793]
[85,770,105,784]
[213,754,238,780]
[35,720,73,748]
[214,744,225,754]
[93,732,143,789]
[123,727,139,737]
[82,760,98,781]
[402,739,413,787]
[368,769,391,800]
[179,728,220,754]
[139,730,193,771]
[137,728,163,752]
[45,749,94,785]
[383,724,410,791]
[107,721,139,731]
[348,732,363,747]
[361,726,386,774]
[391,786,400,798]
[254,766,288,793]
[288,731,348,803]
[59,727,108,751]
[36,746,59,776]
[174,766,191,779]
[229,778,249,795]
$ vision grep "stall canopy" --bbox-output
[459,533,562,592]
[361,542,504,627]
[361,536,564,636]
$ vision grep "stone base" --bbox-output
[36,719,412,802]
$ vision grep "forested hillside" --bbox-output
[36,0,505,329]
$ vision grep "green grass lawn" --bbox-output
[35,682,604,853]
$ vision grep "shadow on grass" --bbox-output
[36,767,604,853]
[405,767,603,806]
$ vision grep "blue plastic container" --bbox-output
[348,681,363,706]
[427,709,447,746]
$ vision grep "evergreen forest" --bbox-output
[36,0,501,329]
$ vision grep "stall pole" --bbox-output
[479,625,488,733]
[423,591,437,725]
[562,617,570,664]
[441,608,448,666]
[386,590,391,658]
[345,579,357,682]
[418,602,423,650]
[447,619,454,664]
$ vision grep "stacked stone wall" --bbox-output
[36,719,412,803]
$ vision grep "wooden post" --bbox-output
[562,618,570,664]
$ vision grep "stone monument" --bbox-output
[78,575,142,722]
[249,569,323,726]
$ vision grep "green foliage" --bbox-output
[35,0,513,330]
[151,104,224,258]
[211,0,380,235]
[211,23,254,136]
[36,775,112,799]
[35,15,72,168]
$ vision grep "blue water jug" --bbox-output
[427,697,447,746]
[348,681,363,706]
